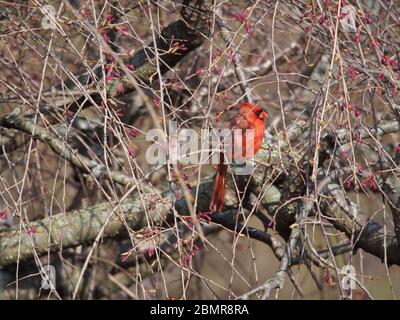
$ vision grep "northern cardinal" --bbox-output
[210,103,268,212]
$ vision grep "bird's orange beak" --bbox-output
[259,111,268,120]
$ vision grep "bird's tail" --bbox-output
[210,153,227,212]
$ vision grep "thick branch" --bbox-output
[323,183,400,266]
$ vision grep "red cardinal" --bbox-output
[210,103,268,212]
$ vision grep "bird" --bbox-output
[210,103,268,212]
